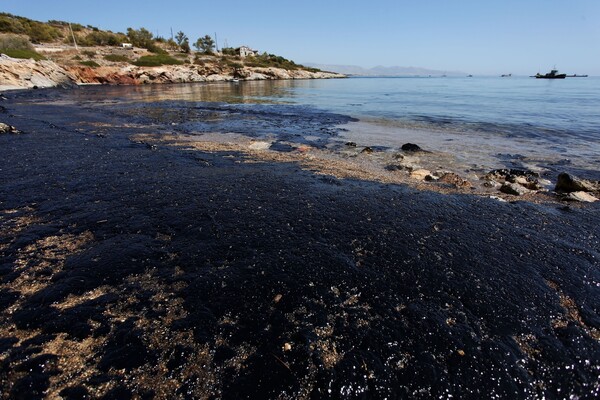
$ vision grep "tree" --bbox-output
[126,27,156,50]
[181,39,190,54]
[175,31,188,47]
[166,38,177,51]
[175,31,190,53]
[194,35,215,54]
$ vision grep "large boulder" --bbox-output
[555,172,599,193]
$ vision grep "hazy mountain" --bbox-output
[303,63,466,76]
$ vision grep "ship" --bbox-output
[534,69,566,79]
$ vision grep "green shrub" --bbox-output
[80,60,100,67]
[83,31,125,46]
[243,53,309,71]
[81,50,96,57]
[0,14,62,42]
[27,22,62,43]
[71,23,85,32]
[222,58,242,69]
[221,47,236,56]
[72,55,82,60]
[133,54,183,67]
[0,48,45,60]
[104,54,129,62]
[0,15,26,34]
[47,20,68,27]
[0,34,31,50]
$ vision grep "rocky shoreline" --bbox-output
[0,54,345,91]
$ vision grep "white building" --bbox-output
[237,46,258,58]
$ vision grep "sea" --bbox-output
[68,76,600,180]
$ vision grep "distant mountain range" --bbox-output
[303,63,466,77]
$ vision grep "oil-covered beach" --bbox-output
[1,79,600,399]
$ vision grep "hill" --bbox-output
[0,13,343,90]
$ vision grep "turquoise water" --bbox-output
[257,76,600,142]
[65,76,600,178]
[251,76,600,177]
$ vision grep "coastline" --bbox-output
[0,54,345,91]
[1,88,600,398]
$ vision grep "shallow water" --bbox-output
[29,77,600,180]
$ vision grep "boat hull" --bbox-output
[536,75,566,79]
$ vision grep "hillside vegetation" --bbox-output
[0,12,320,72]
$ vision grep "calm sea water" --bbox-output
[67,76,600,178]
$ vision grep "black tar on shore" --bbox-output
[0,88,599,399]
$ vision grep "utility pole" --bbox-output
[214,32,219,52]
[170,27,174,41]
[69,23,78,51]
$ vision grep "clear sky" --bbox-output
[2,0,599,75]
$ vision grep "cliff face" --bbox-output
[0,54,77,90]
[0,54,344,90]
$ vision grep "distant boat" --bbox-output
[534,69,566,79]
[467,74,473,77]
[501,73,512,77]
[566,74,588,78]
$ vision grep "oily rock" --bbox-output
[401,143,422,152]
[555,172,599,193]
[500,182,531,196]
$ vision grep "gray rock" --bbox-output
[483,179,500,188]
[0,122,20,134]
[555,172,598,193]
[385,164,404,172]
[500,182,531,196]
[563,191,598,203]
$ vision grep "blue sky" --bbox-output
[2,0,599,75]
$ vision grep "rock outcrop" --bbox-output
[0,54,345,90]
[0,54,77,90]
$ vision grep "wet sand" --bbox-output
[1,88,600,399]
